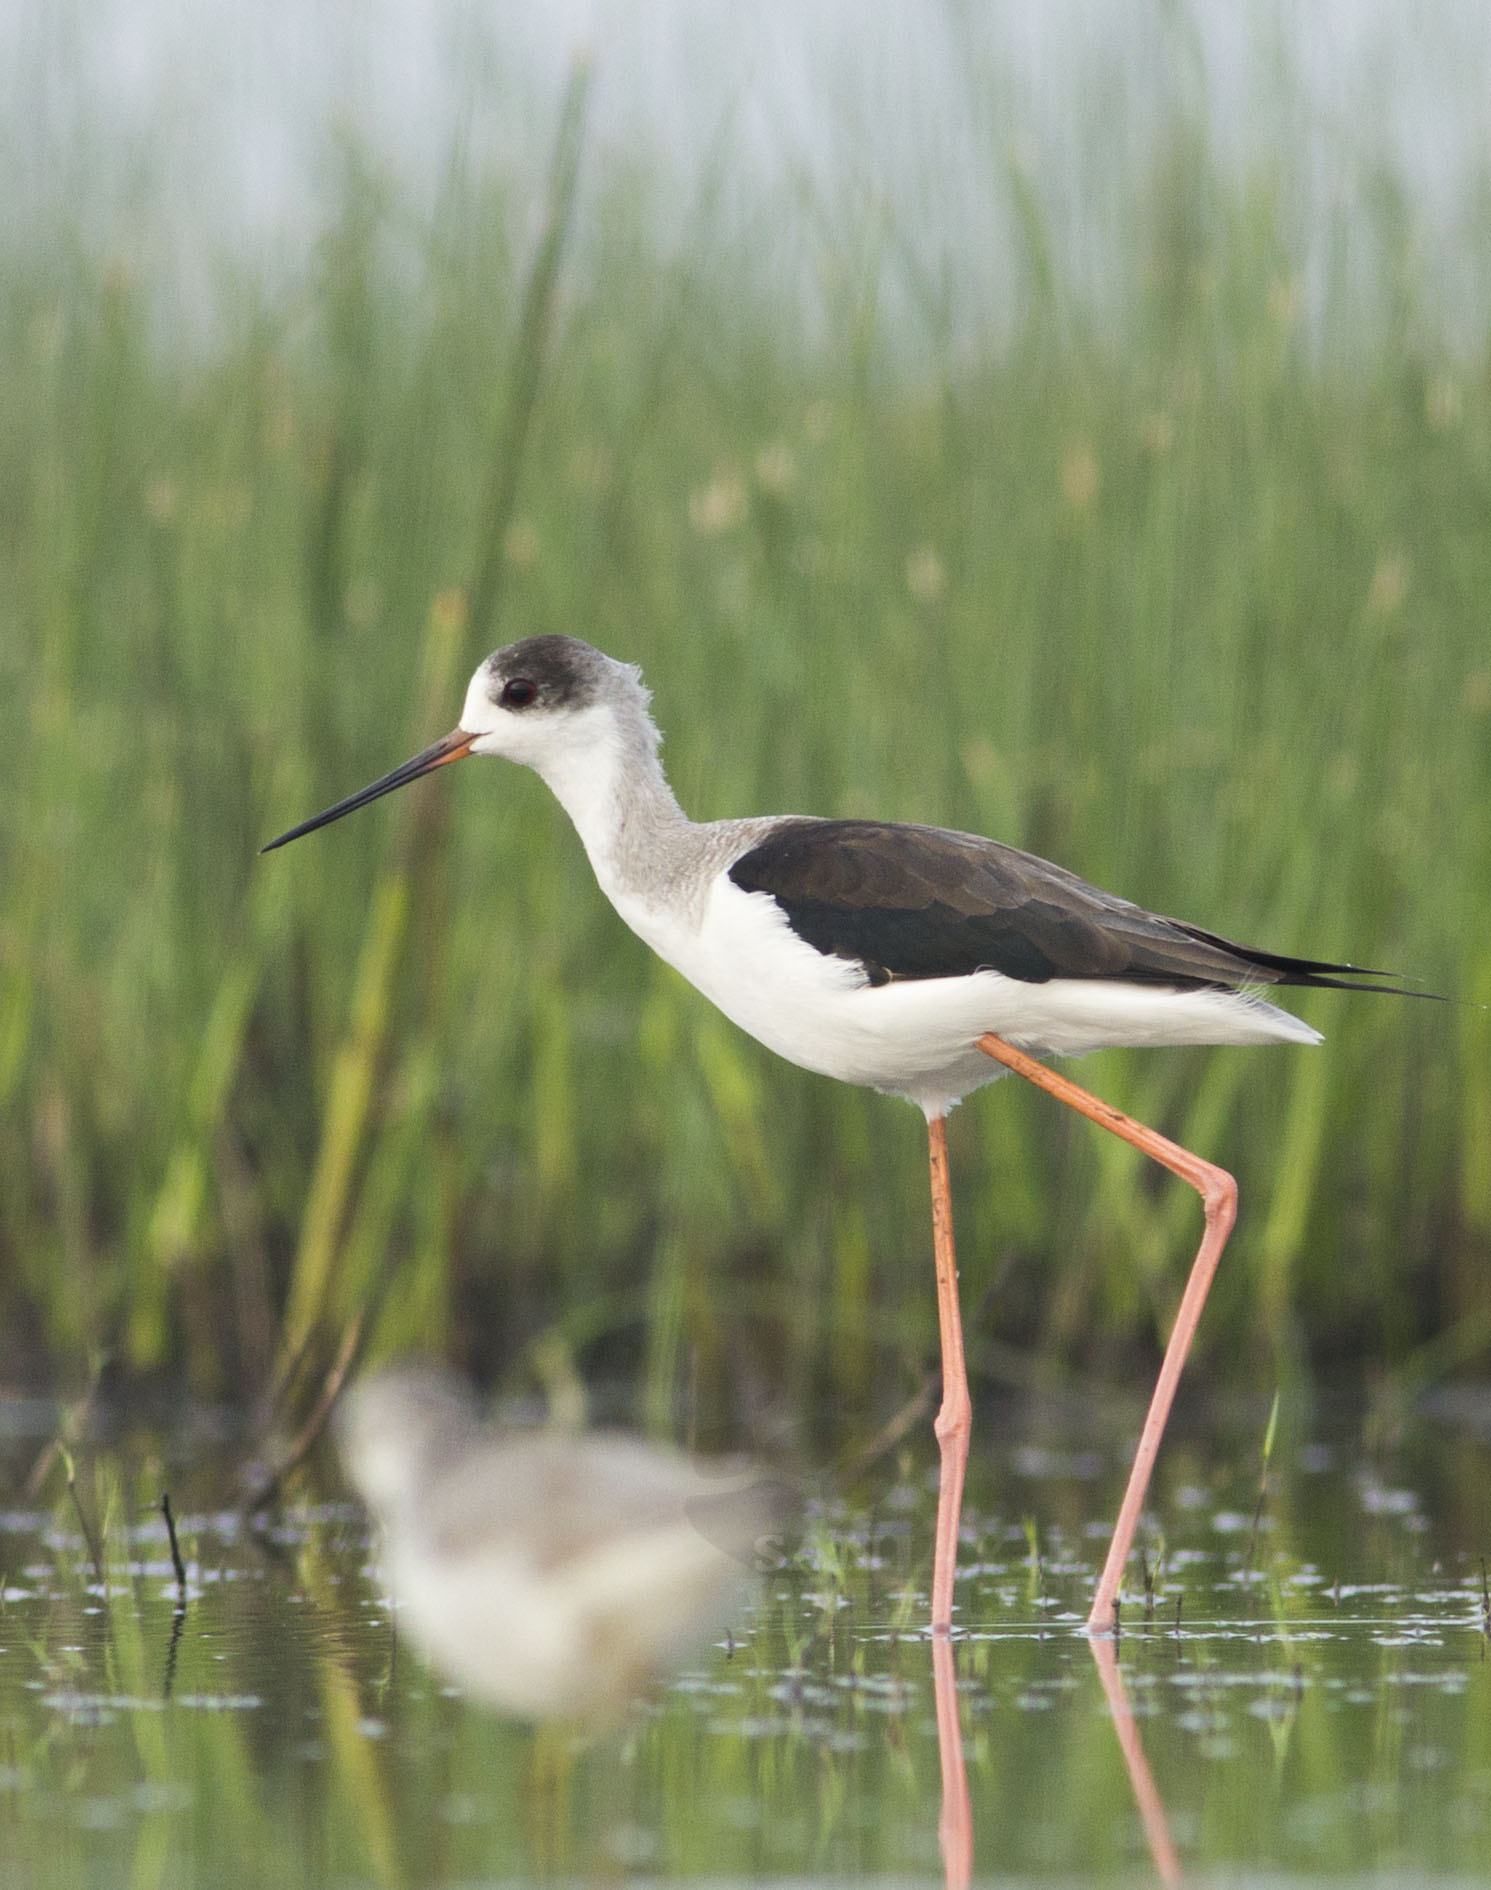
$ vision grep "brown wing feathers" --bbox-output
[727,820,1404,993]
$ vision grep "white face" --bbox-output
[457,662,569,766]
[459,662,506,744]
[457,659,618,775]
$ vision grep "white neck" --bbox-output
[528,702,694,909]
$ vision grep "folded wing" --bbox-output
[728,819,1406,993]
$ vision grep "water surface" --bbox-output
[2,1395,1489,1886]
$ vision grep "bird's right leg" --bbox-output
[974,1032,1237,1635]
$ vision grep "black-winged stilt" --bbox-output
[267,634,1404,1634]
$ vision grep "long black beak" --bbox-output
[261,727,477,853]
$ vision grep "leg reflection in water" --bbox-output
[933,1633,973,1890]
[929,1628,1181,1888]
[1089,1633,1182,1884]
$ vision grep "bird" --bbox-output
[338,1362,780,1720]
[267,633,1407,1635]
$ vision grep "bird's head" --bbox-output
[261,634,650,852]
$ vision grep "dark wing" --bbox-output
[728,819,1407,992]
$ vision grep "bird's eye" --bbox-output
[501,677,538,708]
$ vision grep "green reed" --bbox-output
[0,40,1485,1435]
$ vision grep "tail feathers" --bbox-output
[1177,924,1436,1000]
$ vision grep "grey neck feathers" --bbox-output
[536,696,699,908]
[607,709,696,899]
[538,689,782,923]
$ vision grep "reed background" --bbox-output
[2,4,1487,1443]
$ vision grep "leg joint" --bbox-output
[1202,1163,1238,1227]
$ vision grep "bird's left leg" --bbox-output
[926,1113,972,1636]
[975,1032,1237,1635]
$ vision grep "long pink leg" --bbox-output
[927,1114,972,1636]
[975,1032,1237,1636]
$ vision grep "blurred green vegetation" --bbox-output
[2,43,1488,1430]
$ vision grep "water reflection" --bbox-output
[1089,1634,1182,1885]
[338,1362,785,1721]
[932,1633,972,1888]
[930,1627,1182,1888]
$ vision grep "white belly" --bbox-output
[607,876,1320,1118]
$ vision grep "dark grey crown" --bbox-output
[482,635,622,713]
